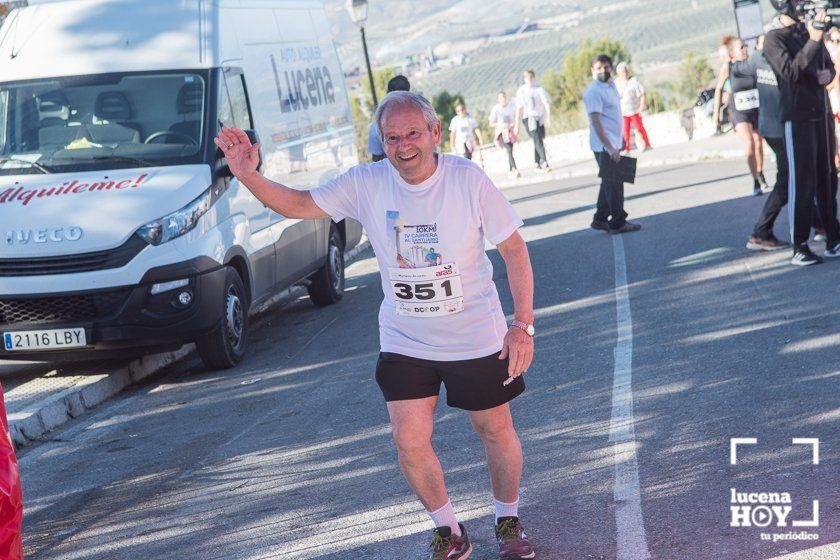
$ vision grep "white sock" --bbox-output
[493,496,520,522]
[427,500,461,536]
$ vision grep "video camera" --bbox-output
[797,1,840,29]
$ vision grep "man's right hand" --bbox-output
[808,11,827,43]
[215,125,261,181]
[608,146,621,162]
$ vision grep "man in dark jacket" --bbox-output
[765,1,840,265]
[747,31,790,251]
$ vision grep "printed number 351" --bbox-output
[394,280,453,300]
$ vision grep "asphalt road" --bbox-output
[18,160,840,560]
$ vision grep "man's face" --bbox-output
[523,72,535,86]
[498,93,508,105]
[455,105,466,117]
[591,61,612,79]
[382,107,441,185]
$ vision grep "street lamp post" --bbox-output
[346,0,378,107]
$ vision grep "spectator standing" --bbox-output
[765,1,840,265]
[448,104,483,160]
[614,62,652,152]
[490,91,519,177]
[514,70,551,171]
[747,32,791,251]
[584,54,641,234]
[714,36,768,196]
[367,75,411,162]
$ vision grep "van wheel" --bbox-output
[196,267,249,370]
[308,225,345,306]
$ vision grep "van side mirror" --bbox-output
[244,129,265,173]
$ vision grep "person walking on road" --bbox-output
[585,54,641,235]
[714,35,769,196]
[490,91,519,177]
[449,103,483,161]
[368,75,411,162]
[614,62,652,152]
[747,32,792,251]
[766,0,840,265]
[515,70,551,171]
[216,91,537,560]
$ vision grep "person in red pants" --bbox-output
[0,384,23,560]
[615,62,652,152]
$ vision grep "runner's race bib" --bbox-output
[388,263,465,317]
[733,89,759,111]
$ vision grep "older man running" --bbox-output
[215,91,537,560]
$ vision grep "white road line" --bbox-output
[609,235,651,560]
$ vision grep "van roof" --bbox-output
[0,0,325,82]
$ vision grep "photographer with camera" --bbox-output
[765,0,840,265]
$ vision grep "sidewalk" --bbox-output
[487,132,745,189]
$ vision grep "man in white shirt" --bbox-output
[215,91,537,560]
[514,70,551,170]
[448,103,484,160]
[583,54,641,234]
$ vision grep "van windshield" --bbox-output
[0,71,208,175]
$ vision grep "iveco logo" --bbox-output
[5,227,83,246]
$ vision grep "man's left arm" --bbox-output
[496,231,535,378]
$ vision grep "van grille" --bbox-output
[0,289,131,325]
[0,235,147,277]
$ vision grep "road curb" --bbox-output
[8,238,372,448]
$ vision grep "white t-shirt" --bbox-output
[515,84,550,121]
[617,76,645,117]
[311,154,523,361]
[490,103,516,136]
[583,79,623,152]
[449,115,479,154]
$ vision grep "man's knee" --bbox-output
[473,413,517,444]
[392,422,433,457]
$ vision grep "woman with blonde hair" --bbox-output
[714,35,768,196]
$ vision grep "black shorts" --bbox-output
[375,351,526,411]
[729,107,758,129]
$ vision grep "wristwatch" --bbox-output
[510,320,535,337]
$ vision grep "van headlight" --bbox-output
[137,186,215,246]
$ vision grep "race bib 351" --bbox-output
[388,262,465,317]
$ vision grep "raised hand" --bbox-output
[214,125,261,180]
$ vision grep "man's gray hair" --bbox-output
[375,91,440,137]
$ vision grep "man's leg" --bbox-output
[593,152,610,224]
[605,175,628,229]
[468,403,523,504]
[523,119,540,165]
[786,121,819,253]
[534,123,548,167]
[815,117,840,249]
[387,397,458,530]
[753,136,788,239]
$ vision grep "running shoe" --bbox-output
[758,172,770,192]
[791,246,823,266]
[429,524,472,560]
[591,219,610,232]
[495,517,536,559]
[823,243,840,258]
[814,229,827,242]
[609,221,642,234]
[746,235,788,251]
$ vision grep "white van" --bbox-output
[0,0,362,369]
